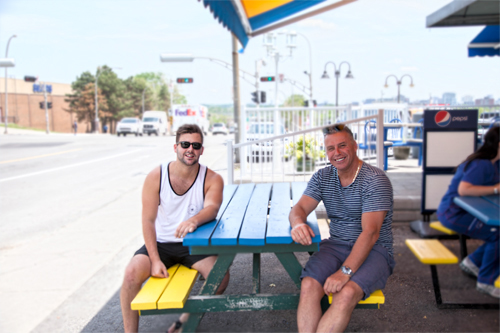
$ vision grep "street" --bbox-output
[0,133,231,333]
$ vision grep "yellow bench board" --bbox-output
[429,221,457,235]
[328,290,384,306]
[158,265,199,309]
[131,264,181,310]
[405,239,458,265]
[495,276,500,289]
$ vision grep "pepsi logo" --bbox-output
[435,111,451,127]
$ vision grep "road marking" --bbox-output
[0,149,83,164]
[0,150,141,182]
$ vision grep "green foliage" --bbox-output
[285,135,325,162]
[283,94,305,107]
[207,104,234,126]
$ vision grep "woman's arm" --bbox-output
[458,181,500,196]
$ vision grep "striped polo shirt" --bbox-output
[304,162,394,256]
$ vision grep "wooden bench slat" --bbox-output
[158,265,199,309]
[329,290,384,305]
[184,184,239,246]
[239,183,272,246]
[211,183,255,246]
[405,239,458,264]
[495,276,500,288]
[429,221,457,235]
[131,264,180,310]
[266,183,293,244]
[291,182,321,243]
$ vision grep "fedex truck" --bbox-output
[169,104,209,135]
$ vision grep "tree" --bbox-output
[65,81,108,133]
[283,94,305,107]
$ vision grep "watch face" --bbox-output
[341,266,352,276]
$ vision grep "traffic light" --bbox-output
[260,91,266,103]
[251,91,259,104]
[47,102,53,109]
[260,76,275,82]
[24,76,37,82]
[39,102,45,109]
[176,78,193,84]
[303,100,309,107]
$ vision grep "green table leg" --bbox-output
[252,253,260,294]
[274,252,303,289]
[182,253,236,332]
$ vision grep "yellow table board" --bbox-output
[495,276,500,288]
[131,264,180,310]
[329,290,384,305]
[429,221,457,235]
[158,265,199,309]
[405,239,458,265]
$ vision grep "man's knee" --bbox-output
[331,283,363,310]
[123,255,150,289]
[300,277,323,298]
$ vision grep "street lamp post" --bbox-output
[384,74,414,103]
[321,61,353,107]
[95,66,121,133]
[4,34,17,134]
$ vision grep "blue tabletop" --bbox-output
[183,182,321,248]
[453,195,500,226]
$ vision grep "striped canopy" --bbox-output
[468,25,500,57]
[201,0,355,47]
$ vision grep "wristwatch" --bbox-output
[494,187,499,195]
[341,265,353,277]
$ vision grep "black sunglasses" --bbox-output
[177,141,202,150]
[322,124,345,135]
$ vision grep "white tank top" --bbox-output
[155,163,207,243]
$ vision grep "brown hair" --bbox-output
[176,124,204,144]
[322,123,354,140]
[463,125,499,171]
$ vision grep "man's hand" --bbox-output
[151,259,168,278]
[291,223,315,245]
[323,270,350,295]
[175,220,198,239]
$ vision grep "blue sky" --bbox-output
[1,0,498,105]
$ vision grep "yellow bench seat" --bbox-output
[131,264,199,311]
[329,290,384,307]
[405,239,458,265]
[429,221,457,235]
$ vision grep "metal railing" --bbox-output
[227,109,384,184]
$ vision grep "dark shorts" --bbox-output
[134,242,213,269]
[300,238,396,300]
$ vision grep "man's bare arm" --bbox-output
[289,195,319,246]
[142,166,168,278]
[175,170,224,238]
[323,211,386,295]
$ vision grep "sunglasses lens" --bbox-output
[179,142,202,150]
[180,142,190,148]
[335,124,344,131]
[192,143,202,150]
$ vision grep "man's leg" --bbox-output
[297,277,325,333]
[316,281,364,333]
[167,256,230,333]
[120,254,151,333]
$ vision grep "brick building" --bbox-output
[0,78,89,133]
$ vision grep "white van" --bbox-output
[142,111,167,136]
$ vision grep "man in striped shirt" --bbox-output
[289,124,395,332]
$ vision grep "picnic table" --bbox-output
[453,195,500,226]
[132,182,385,332]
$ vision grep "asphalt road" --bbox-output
[0,132,231,333]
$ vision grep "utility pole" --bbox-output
[232,34,241,163]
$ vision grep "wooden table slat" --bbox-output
[239,183,272,246]
[211,183,255,245]
[266,183,293,244]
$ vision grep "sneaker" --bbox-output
[459,256,479,278]
[477,282,500,298]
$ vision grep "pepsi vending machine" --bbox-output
[410,109,478,237]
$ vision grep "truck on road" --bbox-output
[169,104,209,136]
[142,110,168,136]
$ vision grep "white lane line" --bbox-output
[0,149,83,164]
[0,150,141,183]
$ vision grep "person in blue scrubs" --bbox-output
[437,125,500,298]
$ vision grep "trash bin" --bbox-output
[411,113,423,158]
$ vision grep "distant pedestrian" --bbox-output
[103,124,108,134]
[73,121,77,135]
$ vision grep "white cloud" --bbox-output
[298,18,337,31]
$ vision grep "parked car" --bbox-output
[211,123,228,135]
[116,118,142,136]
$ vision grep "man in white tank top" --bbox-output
[120,124,229,333]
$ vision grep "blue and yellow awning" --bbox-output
[201,0,355,47]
